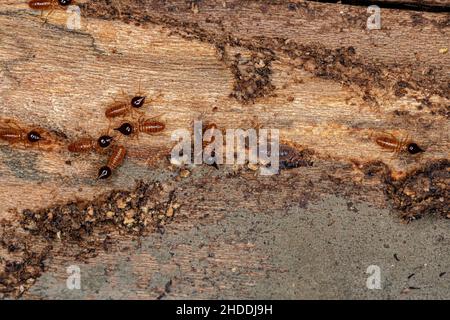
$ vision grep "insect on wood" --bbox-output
[28,0,74,23]
[0,119,47,148]
[104,83,161,121]
[98,145,127,179]
[372,132,424,155]
[67,126,115,153]
[113,116,166,139]
[67,135,114,153]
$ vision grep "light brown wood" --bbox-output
[0,0,448,299]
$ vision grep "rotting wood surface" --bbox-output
[0,0,448,298]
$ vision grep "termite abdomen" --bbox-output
[28,0,72,10]
[139,121,165,134]
[105,103,129,119]
[108,145,126,170]
[0,128,23,142]
[67,138,96,152]
[374,136,400,152]
[28,0,53,10]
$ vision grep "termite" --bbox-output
[0,119,46,147]
[372,132,424,155]
[28,0,73,23]
[105,83,160,120]
[113,116,165,138]
[67,135,114,153]
[98,145,127,179]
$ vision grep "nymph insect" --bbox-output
[68,135,114,153]
[0,119,46,147]
[68,125,115,153]
[113,117,165,138]
[28,0,74,23]
[98,145,127,179]
[372,132,424,155]
[105,83,159,120]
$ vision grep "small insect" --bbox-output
[68,135,114,153]
[28,0,73,23]
[114,117,165,138]
[373,132,424,155]
[105,83,158,120]
[0,120,45,147]
[98,145,127,179]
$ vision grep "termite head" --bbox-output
[97,135,113,148]
[407,143,424,154]
[58,0,72,6]
[27,130,42,143]
[98,166,112,179]
[114,123,133,136]
[131,96,146,108]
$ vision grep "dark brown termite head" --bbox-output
[97,166,112,180]
[114,123,133,136]
[97,135,113,148]
[58,0,72,6]
[27,130,42,143]
[407,143,424,155]
[131,96,146,108]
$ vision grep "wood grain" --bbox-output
[0,0,448,299]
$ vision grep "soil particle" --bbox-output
[278,144,314,170]
[0,181,179,298]
[384,159,450,220]
[227,51,275,103]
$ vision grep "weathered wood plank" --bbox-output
[0,0,448,299]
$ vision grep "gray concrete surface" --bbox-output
[27,195,449,299]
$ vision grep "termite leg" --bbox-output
[4,119,23,132]
[146,113,166,121]
[120,88,129,101]
[42,9,54,25]
[131,108,145,119]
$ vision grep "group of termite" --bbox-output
[0,84,166,179]
[70,85,166,179]
[2,0,426,179]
